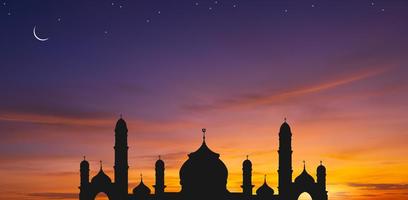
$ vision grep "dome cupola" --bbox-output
[256,175,274,197]
[115,116,128,132]
[295,161,315,185]
[155,156,165,169]
[91,161,112,186]
[80,156,89,169]
[179,128,228,196]
[243,155,252,169]
[279,118,292,137]
[133,174,151,196]
[317,161,326,174]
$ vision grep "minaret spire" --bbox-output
[100,160,103,170]
[202,128,206,142]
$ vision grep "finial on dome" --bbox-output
[83,155,86,160]
[159,155,161,160]
[120,113,123,119]
[100,160,103,170]
[284,117,287,122]
[246,155,249,160]
[303,160,306,170]
[264,174,267,183]
[202,128,206,141]
[320,160,323,165]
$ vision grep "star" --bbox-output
[371,2,375,6]
[284,9,288,13]
[311,4,315,8]
[381,8,385,12]
[157,10,161,15]
[146,19,150,23]
[209,7,212,10]
[3,2,6,6]
[195,2,199,6]
[214,1,218,4]
[104,30,108,34]
[111,2,114,6]
[119,5,123,8]
[57,17,61,22]
[233,4,237,8]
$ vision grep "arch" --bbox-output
[94,192,109,200]
[89,186,115,200]
[298,192,312,200]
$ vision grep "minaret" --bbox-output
[154,155,166,196]
[114,117,129,199]
[79,156,89,200]
[241,155,254,197]
[278,118,293,198]
[317,161,328,200]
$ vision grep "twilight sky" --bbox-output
[1,1,408,200]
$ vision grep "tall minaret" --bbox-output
[154,155,166,196]
[114,117,129,199]
[317,161,328,200]
[241,155,254,197]
[79,156,89,200]
[278,118,293,198]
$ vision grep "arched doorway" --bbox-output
[298,192,312,200]
[94,192,109,200]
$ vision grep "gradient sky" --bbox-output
[1,1,408,200]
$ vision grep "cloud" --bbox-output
[26,192,77,199]
[184,67,391,112]
[0,112,112,127]
[348,183,408,191]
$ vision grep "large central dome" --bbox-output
[179,129,228,197]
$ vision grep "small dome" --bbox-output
[256,177,274,197]
[295,168,315,185]
[279,120,292,137]
[156,157,165,168]
[115,117,128,132]
[243,157,252,168]
[80,159,89,169]
[317,162,326,174]
[91,168,112,185]
[133,178,151,196]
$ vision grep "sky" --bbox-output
[0,0,408,200]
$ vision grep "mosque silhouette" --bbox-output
[79,118,328,200]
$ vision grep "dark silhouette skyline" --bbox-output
[79,118,327,200]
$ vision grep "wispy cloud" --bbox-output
[26,192,77,199]
[184,67,391,111]
[348,183,408,191]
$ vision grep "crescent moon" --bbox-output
[33,26,49,42]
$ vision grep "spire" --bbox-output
[246,155,249,160]
[320,160,323,165]
[264,174,267,183]
[303,160,306,170]
[83,155,86,160]
[284,117,287,122]
[202,128,206,142]
[100,160,103,170]
[140,173,143,182]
